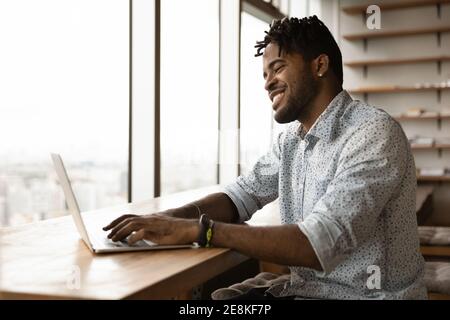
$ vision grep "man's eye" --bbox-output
[275,65,285,73]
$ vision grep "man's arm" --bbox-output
[167,192,240,223]
[104,211,323,272]
[103,192,321,271]
[103,192,240,237]
[212,223,322,271]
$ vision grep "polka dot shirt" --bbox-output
[224,90,427,300]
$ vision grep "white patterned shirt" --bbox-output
[223,90,427,300]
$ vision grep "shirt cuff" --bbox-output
[222,182,259,223]
[298,214,345,276]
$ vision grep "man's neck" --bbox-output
[299,86,343,133]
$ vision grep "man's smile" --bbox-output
[270,88,286,110]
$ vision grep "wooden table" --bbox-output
[0,186,249,300]
[0,184,435,299]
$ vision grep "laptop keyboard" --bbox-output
[103,237,152,248]
[104,238,129,247]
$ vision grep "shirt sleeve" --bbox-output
[223,131,283,223]
[298,117,411,275]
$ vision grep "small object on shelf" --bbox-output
[435,137,450,145]
[395,111,441,121]
[406,108,425,116]
[421,111,439,118]
[358,85,397,91]
[417,168,450,183]
[409,136,434,147]
[420,168,445,176]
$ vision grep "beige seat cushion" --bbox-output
[425,262,450,295]
[419,226,450,246]
[211,272,290,300]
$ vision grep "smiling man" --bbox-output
[104,16,427,300]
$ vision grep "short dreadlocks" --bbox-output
[255,16,343,86]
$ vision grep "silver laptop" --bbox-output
[51,153,195,254]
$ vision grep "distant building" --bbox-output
[73,181,97,211]
[120,170,128,197]
[0,196,7,226]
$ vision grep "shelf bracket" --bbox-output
[363,65,368,78]
[363,38,368,52]
[438,117,442,130]
[438,148,442,158]
[437,32,441,47]
[363,92,368,103]
[437,89,442,104]
[437,3,441,19]
[437,60,442,75]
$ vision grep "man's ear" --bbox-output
[313,54,330,79]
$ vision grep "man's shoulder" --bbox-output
[340,100,402,137]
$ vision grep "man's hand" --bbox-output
[103,213,199,246]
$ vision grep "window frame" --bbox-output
[130,0,286,199]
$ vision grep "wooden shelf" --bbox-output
[343,0,450,15]
[418,175,450,182]
[243,0,284,20]
[345,56,450,67]
[411,144,450,150]
[395,114,450,121]
[342,1,450,186]
[349,85,450,94]
[343,26,450,41]
[421,245,450,258]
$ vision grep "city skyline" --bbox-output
[0,160,128,227]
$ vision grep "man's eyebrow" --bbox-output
[263,58,286,78]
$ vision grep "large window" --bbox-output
[239,12,274,175]
[160,0,220,195]
[0,0,129,227]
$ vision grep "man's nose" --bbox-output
[264,74,277,92]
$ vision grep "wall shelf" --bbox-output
[343,26,450,41]
[395,114,450,121]
[344,55,450,67]
[340,1,450,214]
[342,0,450,15]
[411,144,450,150]
[349,85,450,94]
[418,175,450,182]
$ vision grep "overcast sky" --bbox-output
[0,0,275,168]
[0,0,128,164]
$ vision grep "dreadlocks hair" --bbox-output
[255,15,343,86]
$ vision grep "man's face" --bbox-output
[263,42,319,124]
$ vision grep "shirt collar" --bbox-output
[296,90,353,143]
